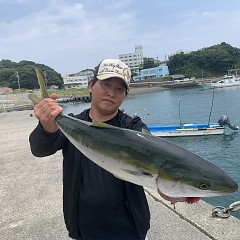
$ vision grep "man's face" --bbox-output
[88,77,127,116]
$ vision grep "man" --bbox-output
[29,59,150,240]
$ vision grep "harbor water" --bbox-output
[62,86,240,218]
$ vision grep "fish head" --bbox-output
[156,154,238,198]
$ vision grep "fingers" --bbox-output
[35,99,60,118]
[49,92,58,100]
[34,98,63,133]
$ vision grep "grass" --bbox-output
[48,88,89,97]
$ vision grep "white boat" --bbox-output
[200,75,240,89]
[148,123,224,137]
[148,115,238,137]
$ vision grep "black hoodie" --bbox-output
[29,109,150,240]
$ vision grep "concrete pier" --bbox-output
[1,110,240,239]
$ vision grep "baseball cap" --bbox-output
[96,59,131,91]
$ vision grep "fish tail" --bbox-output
[28,69,49,104]
[35,68,49,99]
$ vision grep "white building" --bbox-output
[63,75,89,89]
[63,69,94,89]
[119,46,143,73]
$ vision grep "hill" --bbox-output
[168,42,240,78]
[0,60,63,90]
[2,42,240,89]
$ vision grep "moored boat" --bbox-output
[148,115,238,137]
[199,75,240,89]
[148,123,224,137]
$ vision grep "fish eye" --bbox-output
[199,182,210,190]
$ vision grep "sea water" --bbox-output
[62,86,240,218]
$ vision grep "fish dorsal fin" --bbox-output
[91,120,117,129]
[142,128,151,134]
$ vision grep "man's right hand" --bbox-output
[34,93,63,133]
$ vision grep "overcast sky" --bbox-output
[1,0,240,76]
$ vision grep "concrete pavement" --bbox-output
[1,110,240,239]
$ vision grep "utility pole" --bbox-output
[15,71,21,90]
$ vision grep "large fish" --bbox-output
[29,69,238,199]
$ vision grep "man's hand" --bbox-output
[34,93,63,133]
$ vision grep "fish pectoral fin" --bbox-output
[141,169,154,177]
[122,169,154,178]
[91,120,117,129]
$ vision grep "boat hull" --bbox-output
[148,124,225,137]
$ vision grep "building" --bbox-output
[133,65,169,81]
[170,74,185,81]
[63,75,89,89]
[63,69,94,89]
[119,46,143,74]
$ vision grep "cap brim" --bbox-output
[97,73,129,90]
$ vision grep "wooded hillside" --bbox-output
[168,42,240,78]
[1,42,240,89]
[0,60,62,89]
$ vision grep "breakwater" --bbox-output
[56,95,91,104]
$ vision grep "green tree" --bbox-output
[0,59,63,89]
[141,57,159,70]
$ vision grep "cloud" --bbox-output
[1,0,240,75]
[0,0,139,74]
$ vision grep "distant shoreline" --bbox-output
[0,86,166,113]
[129,86,166,95]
